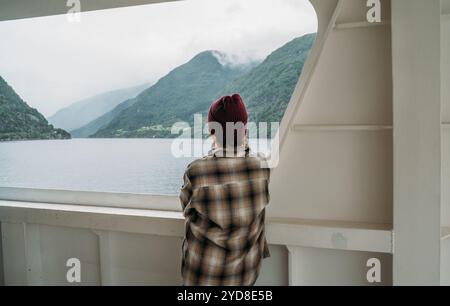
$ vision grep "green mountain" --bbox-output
[0,76,70,141]
[91,51,253,138]
[88,33,315,139]
[48,83,149,132]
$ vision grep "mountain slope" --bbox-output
[0,76,70,141]
[91,34,315,138]
[216,33,316,124]
[71,98,136,138]
[92,51,251,138]
[48,83,149,132]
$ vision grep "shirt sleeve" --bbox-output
[179,170,193,211]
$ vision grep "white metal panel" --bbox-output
[295,26,392,125]
[269,131,392,224]
[39,224,101,285]
[24,224,43,285]
[287,246,392,286]
[255,245,289,286]
[441,0,450,286]
[392,0,442,285]
[1,222,101,285]
[443,128,450,226]
[1,222,27,285]
[272,0,393,226]
[442,16,450,122]
[443,0,450,14]
[269,0,394,285]
[95,231,182,285]
[441,237,450,285]
[2,222,101,285]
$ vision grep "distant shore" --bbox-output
[0,134,71,142]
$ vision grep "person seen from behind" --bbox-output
[179,93,271,286]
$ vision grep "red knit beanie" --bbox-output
[208,94,248,147]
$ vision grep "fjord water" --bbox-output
[0,139,197,195]
[0,138,271,195]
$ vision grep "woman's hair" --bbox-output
[211,128,248,150]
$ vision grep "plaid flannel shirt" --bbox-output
[180,147,271,286]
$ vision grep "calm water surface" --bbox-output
[0,138,270,195]
[0,139,198,195]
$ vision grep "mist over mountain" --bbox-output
[217,33,316,125]
[48,83,149,132]
[0,76,70,141]
[86,34,315,138]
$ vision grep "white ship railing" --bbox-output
[0,188,394,254]
[0,187,394,285]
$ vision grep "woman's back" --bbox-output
[180,147,271,286]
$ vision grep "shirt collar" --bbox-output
[208,145,250,158]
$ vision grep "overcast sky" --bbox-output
[0,0,317,117]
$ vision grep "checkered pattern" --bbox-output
[180,148,271,286]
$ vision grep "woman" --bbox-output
[179,93,271,286]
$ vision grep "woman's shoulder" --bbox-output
[248,152,271,169]
[184,151,270,173]
[184,156,211,173]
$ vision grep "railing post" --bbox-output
[392,0,442,285]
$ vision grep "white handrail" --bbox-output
[0,199,393,254]
[0,186,180,211]
[0,0,180,22]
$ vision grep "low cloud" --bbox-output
[0,0,317,117]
